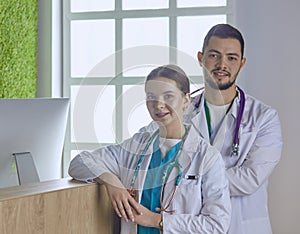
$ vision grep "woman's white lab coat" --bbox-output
[183,90,283,234]
[69,125,231,234]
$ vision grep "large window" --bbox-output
[62,0,234,176]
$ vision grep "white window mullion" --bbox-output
[61,0,234,176]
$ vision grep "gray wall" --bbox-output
[235,0,300,233]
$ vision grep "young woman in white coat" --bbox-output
[69,64,231,234]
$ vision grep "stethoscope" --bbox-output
[191,86,245,156]
[128,126,190,213]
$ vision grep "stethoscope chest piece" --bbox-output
[231,143,239,156]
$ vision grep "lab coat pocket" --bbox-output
[173,175,202,214]
[238,131,257,156]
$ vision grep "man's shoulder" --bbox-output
[242,93,280,128]
[244,93,278,115]
[191,94,200,105]
[183,94,201,123]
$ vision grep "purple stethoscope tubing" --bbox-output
[192,86,245,156]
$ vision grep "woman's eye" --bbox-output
[146,95,156,101]
[164,94,173,100]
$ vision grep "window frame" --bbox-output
[61,0,236,177]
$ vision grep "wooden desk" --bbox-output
[0,178,113,234]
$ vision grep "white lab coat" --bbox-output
[140,89,283,234]
[186,90,283,234]
[69,125,231,234]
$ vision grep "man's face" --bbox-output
[198,36,246,90]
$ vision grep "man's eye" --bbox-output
[228,56,238,61]
[208,53,218,59]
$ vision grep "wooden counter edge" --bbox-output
[0,178,95,201]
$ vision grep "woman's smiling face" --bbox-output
[145,77,189,130]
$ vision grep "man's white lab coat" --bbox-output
[184,90,283,234]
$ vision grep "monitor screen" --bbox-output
[0,98,69,188]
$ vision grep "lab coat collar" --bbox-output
[179,127,201,171]
[190,106,210,140]
[227,88,249,129]
[189,87,248,147]
[191,87,248,121]
[134,129,199,202]
[141,127,200,156]
[229,87,246,119]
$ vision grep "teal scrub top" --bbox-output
[138,137,180,234]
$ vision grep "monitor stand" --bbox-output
[13,152,40,185]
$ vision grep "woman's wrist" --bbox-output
[97,172,124,188]
[150,213,163,230]
[158,214,163,231]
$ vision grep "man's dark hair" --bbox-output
[202,24,245,58]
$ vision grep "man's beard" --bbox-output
[205,77,236,90]
[204,68,240,91]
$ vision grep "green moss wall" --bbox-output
[0,0,38,98]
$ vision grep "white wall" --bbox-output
[235,0,300,233]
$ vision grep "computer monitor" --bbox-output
[0,98,69,188]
